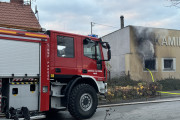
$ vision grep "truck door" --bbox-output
[82,38,104,79]
[54,34,77,75]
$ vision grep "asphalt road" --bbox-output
[43,98,180,120]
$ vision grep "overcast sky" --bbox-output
[1,0,180,37]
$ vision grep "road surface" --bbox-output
[43,98,180,120]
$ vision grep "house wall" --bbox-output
[102,27,130,77]
[129,26,180,81]
[103,25,180,82]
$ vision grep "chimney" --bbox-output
[120,15,124,29]
[10,0,24,4]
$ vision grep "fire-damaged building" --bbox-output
[102,25,180,81]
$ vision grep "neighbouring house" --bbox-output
[0,0,41,31]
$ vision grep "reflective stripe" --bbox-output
[0,29,16,34]
[25,33,47,38]
[0,29,48,39]
[0,34,42,41]
[10,82,38,85]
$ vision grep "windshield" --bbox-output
[83,41,101,60]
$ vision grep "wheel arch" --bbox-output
[75,76,99,93]
[65,75,101,105]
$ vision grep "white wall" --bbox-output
[102,26,130,78]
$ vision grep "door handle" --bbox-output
[55,68,61,73]
[82,69,87,73]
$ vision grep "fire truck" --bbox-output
[0,28,111,120]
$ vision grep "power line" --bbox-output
[92,22,118,28]
[90,22,118,35]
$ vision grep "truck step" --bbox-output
[0,113,5,117]
[51,107,66,110]
[52,95,65,97]
[51,82,67,86]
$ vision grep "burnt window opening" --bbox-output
[144,59,156,71]
[164,59,173,69]
[163,58,175,71]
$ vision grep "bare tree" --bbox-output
[168,0,180,8]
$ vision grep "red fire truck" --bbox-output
[0,28,111,119]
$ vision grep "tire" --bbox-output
[68,84,98,119]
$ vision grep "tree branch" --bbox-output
[167,0,180,8]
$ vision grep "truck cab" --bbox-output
[47,30,111,119]
[48,30,108,82]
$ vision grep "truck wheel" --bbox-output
[68,84,98,119]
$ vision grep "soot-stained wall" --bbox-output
[103,25,180,81]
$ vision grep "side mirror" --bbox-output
[101,44,111,61]
[106,43,110,49]
[99,40,111,61]
[107,49,111,61]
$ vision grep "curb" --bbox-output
[98,98,180,108]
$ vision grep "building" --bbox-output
[102,25,180,82]
[0,0,41,31]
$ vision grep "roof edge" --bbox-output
[0,24,42,32]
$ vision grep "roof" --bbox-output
[102,25,180,38]
[0,2,41,31]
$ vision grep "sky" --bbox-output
[1,0,180,37]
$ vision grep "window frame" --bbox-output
[162,58,176,72]
[57,35,75,58]
[143,58,158,72]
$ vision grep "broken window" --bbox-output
[163,58,176,71]
[144,58,156,71]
